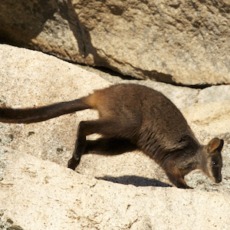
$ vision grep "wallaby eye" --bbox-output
[212,161,218,166]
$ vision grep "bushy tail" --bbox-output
[0,97,91,123]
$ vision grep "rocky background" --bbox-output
[0,0,230,85]
[0,45,230,230]
[0,0,230,229]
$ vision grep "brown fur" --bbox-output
[0,84,224,188]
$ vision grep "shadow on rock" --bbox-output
[96,175,172,188]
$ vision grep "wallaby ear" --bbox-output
[207,138,224,153]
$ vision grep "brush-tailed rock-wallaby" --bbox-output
[0,84,224,189]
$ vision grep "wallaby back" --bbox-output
[86,84,198,150]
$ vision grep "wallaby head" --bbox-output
[199,138,224,183]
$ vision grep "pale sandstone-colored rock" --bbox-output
[1,152,230,230]
[0,45,230,229]
[0,0,229,85]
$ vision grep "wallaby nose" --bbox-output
[215,175,222,183]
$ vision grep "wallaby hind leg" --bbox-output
[68,119,136,170]
[67,120,87,170]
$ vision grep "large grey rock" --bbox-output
[0,0,230,85]
[1,152,230,230]
[0,45,230,229]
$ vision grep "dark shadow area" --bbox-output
[84,138,137,156]
[84,138,171,188]
[57,0,110,66]
[169,82,215,89]
[95,66,138,81]
[95,66,214,89]
[96,175,172,188]
[0,0,57,46]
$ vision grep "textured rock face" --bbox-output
[0,0,230,85]
[0,45,230,229]
[1,153,230,230]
